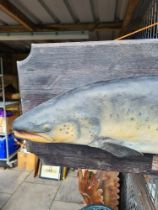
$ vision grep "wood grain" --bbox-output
[17,40,158,174]
[26,142,158,175]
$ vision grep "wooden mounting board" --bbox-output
[27,141,158,175]
[17,40,158,174]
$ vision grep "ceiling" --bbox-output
[0,0,150,52]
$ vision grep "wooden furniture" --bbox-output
[17,40,158,174]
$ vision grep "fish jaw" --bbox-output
[14,130,53,143]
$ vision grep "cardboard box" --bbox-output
[17,151,38,171]
[0,110,20,134]
[17,151,26,169]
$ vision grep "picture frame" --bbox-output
[39,164,62,180]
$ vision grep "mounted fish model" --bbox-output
[13,76,158,158]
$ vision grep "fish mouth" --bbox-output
[14,130,53,143]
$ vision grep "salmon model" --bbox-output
[13,76,158,158]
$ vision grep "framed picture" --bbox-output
[40,164,61,180]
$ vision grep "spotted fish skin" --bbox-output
[13,76,158,155]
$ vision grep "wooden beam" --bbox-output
[128,0,152,31]
[40,21,122,31]
[0,31,89,41]
[120,0,139,35]
[0,0,34,31]
[0,21,122,32]
[27,142,158,175]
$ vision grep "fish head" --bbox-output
[13,99,80,143]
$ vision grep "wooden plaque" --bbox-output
[17,40,158,174]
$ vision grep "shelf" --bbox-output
[0,58,19,166]
[0,101,19,108]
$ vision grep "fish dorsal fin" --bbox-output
[89,137,143,158]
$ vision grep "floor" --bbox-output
[0,167,85,210]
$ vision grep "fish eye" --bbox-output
[42,124,51,132]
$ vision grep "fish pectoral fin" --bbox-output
[89,137,143,158]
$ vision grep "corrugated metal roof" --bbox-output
[8,0,128,24]
[10,0,53,24]
[69,0,94,22]
[0,0,130,51]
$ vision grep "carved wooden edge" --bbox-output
[17,39,158,67]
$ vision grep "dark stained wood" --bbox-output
[26,142,158,175]
[120,0,139,35]
[128,0,152,31]
[0,21,122,33]
[0,0,34,31]
[17,40,158,174]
